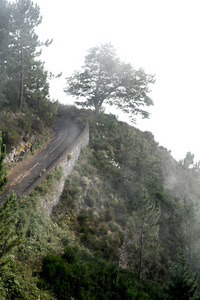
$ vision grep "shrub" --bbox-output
[39,254,68,299]
[63,245,79,264]
[105,207,115,221]
[31,118,45,134]
[61,180,79,209]
[67,153,72,160]
[81,176,89,187]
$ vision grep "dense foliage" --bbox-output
[1,2,200,298]
[168,256,198,300]
[1,105,200,298]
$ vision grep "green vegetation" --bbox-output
[1,106,200,298]
[1,1,200,299]
[0,0,58,152]
[168,256,198,300]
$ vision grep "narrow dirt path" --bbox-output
[0,116,83,204]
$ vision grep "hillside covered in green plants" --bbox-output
[1,0,200,298]
[1,106,200,299]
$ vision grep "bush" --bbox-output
[63,245,79,264]
[60,180,79,209]
[67,153,72,160]
[105,207,115,221]
[39,254,68,299]
[31,118,45,134]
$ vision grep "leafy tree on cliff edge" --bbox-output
[64,43,155,121]
[0,131,8,193]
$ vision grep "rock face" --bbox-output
[39,123,89,217]
[5,134,44,164]
[5,141,31,163]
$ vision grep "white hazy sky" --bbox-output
[36,0,200,162]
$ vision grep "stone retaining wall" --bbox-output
[24,123,89,216]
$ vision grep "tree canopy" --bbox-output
[64,43,155,121]
[0,0,57,122]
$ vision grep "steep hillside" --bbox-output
[0,108,200,299]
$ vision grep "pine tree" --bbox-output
[182,198,200,271]
[8,0,43,111]
[126,189,161,281]
[3,0,53,113]
[168,256,198,300]
[0,131,8,193]
[0,192,19,256]
[0,0,10,105]
[0,0,58,125]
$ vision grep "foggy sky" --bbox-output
[36,0,200,162]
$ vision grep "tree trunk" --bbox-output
[18,39,24,112]
[95,105,100,115]
[138,223,144,281]
[94,100,102,116]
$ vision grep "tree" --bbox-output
[8,0,43,111]
[0,131,8,193]
[181,152,195,169]
[124,138,156,204]
[0,192,19,256]
[0,0,53,113]
[168,256,198,300]
[182,198,200,271]
[65,43,155,121]
[0,0,10,106]
[126,189,160,281]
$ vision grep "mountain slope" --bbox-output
[0,108,200,299]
